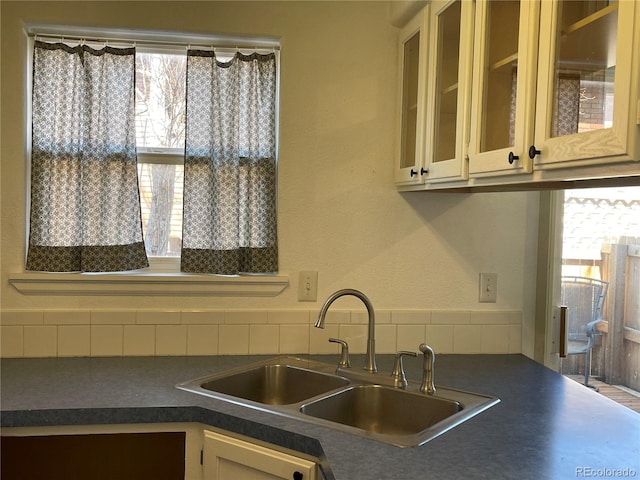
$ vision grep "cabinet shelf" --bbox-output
[562,3,618,37]
[558,2,618,70]
[489,53,518,72]
[440,83,459,95]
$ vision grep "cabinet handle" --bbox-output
[420,168,428,175]
[508,152,519,164]
[559,306,568,358]
[293,472,303,480]
[410,169,418,177]
[528,145,541,159]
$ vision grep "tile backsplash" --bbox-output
[0,309,522,358]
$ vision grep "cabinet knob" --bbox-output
[293,472,303,480]
[528,145,541,159]
[410,168,428,177]
[508,152,519,164]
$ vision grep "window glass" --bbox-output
[135,52,186,257]
[137,163,183,257]
[551,1,617,137]
[434,0,461,163]
[135,52,186,149]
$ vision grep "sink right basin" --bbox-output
[300,384,462,436]
[299,383,499,447]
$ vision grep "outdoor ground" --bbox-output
[566,375,640,414]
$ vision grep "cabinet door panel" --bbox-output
[424,0,474,183]
[468,0,540,177]
[203,430,317,480]
[534,0,639,169]
[395,9,429,185]
[218,457,282,480]
[1,432,185,480]
[479,1,520,154]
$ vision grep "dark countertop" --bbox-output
[2,354,639,479]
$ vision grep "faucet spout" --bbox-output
[316,289,377,373]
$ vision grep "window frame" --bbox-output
[15,24,287,296]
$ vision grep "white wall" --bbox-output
[0,1,540,358]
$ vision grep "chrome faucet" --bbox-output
[419,343,436,395]
[391,351,418,389]
[315,289,377,373]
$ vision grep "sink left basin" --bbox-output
[177,357,349,405]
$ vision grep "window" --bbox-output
[135,51,186,259]
[26,26,280,276]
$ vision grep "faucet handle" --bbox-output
[391,351,418,389]
[329,338,351,368]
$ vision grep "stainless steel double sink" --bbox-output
[177,356,499,447]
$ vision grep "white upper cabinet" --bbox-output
[397,0,639,191]
[468,0,540,177]
[469,0,640,182]
[423,0,475,184]
[395,8,429,185]
[533,0,640,172]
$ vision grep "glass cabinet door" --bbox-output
[534,0,638,169]
[468,0,540,177]
[551,1,616,138]
[480,1,520,153]
[395,9,428,185]
[424,0,474,183]
[434,0,460,164]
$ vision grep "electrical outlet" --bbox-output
[298,271,318,302]
[479,273,498,303]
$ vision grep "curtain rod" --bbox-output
[26,24,280,52]
[33,34,278,54]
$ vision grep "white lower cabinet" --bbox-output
[203,429,318,480]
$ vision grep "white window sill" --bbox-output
[8,272,289,297]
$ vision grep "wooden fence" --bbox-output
[593,241,640,391]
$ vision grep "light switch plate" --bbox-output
[298,271,318,302]
[479,273,497,303]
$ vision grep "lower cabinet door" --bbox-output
[202,430,317,480]
[0,432,186,480]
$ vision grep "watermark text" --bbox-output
[576,467,637,478]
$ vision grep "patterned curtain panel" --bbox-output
[27,41,148,272]
[182,51,278,274]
